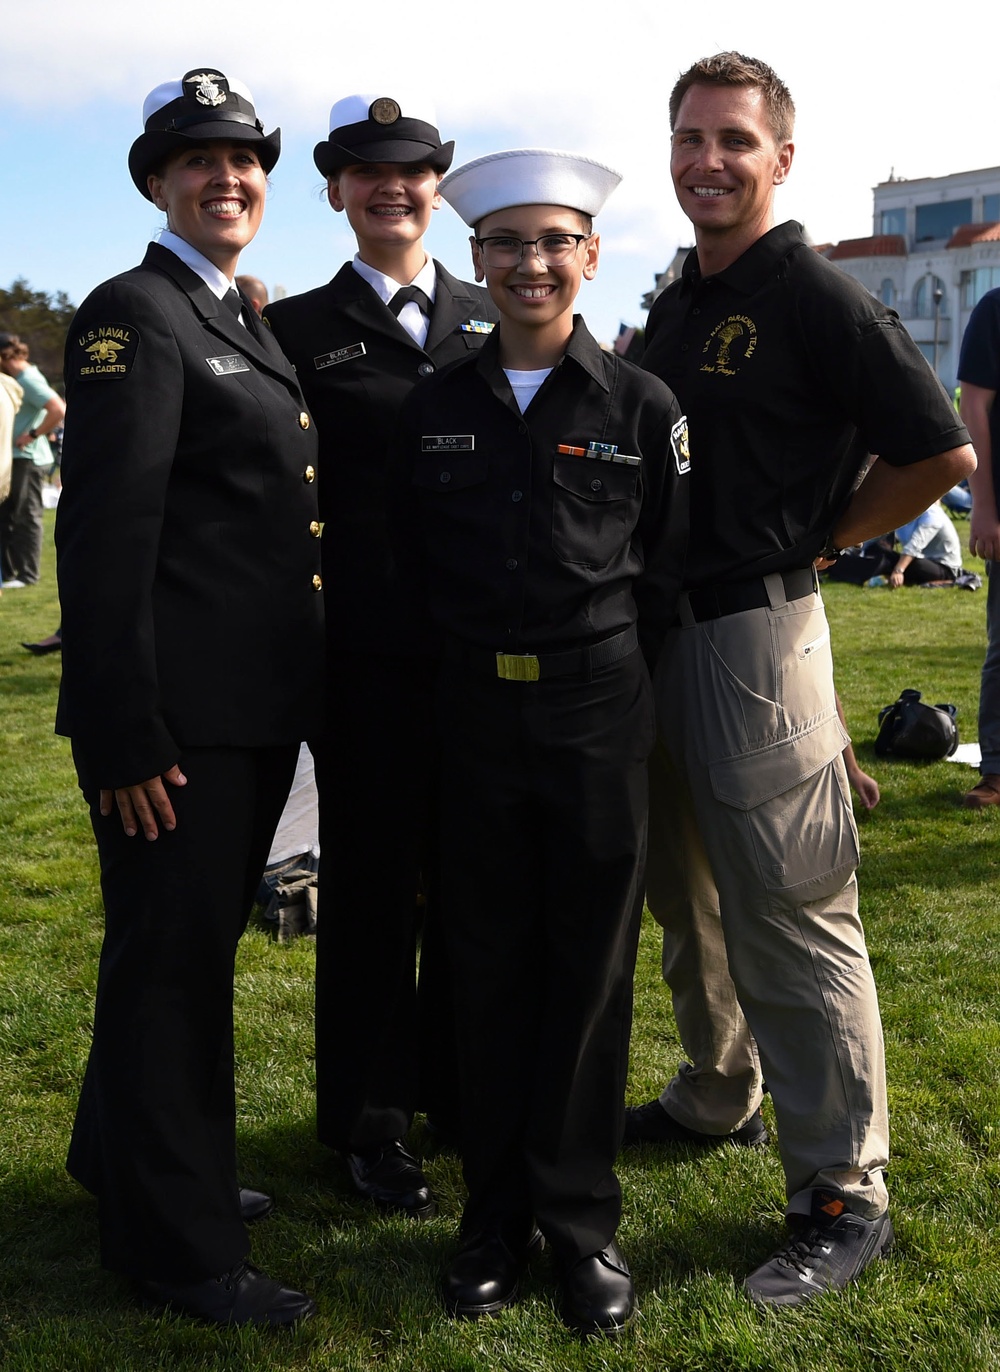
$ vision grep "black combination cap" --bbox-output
[314,93,454,177]
[128,68,281,199]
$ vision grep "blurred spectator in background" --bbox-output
[826,501,962,587]
[0,332,65,587]
[235,275,268,316]
[0,364,24,594]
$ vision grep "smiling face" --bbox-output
[670,82,793,269]
[328,162,442,269]
[471,203,598,336]
[147,142,266,276]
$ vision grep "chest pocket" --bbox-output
[413,454,489,495]
[551,455,639,567]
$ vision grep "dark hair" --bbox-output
[0,334,29,361]
[669,52,795,145]
[472,209,593,236]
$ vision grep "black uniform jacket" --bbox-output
[392,317,690,664]
[263,261,498,652]
[56,242,325,791]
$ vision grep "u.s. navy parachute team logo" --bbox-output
[75,323,140,379]
[700,314,757,375]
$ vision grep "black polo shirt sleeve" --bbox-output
[791,258,969,468]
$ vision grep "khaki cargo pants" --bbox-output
[648,574,889,1218]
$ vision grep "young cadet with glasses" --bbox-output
[263,95,497,1221]
[390,149,689,1336]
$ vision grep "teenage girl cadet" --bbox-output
[264,95,498,1220]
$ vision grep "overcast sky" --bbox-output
[3,1,998,346]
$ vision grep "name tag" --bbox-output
[422,435,474,452]
[206,354,250,375]
[314,342,366,369]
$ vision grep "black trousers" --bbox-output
[314,652,458,1151]
[67,743,298,1281]
[437,649,653,1263]
[0,459,44,584]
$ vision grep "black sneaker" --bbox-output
[743,1191,894,1308]
[622,1099,769,1149]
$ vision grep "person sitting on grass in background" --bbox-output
[826,500,963,587]
[391,148,689,1337]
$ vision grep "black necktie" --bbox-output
[388,285,432,317]
[222,287,244,320]
[222,287,260,338]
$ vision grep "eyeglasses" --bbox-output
[474,233,592,269]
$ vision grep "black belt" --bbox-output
[445,625,639,682]
[684,567,818,624]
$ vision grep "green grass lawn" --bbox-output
[2,513,999,1370]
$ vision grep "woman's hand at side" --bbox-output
[101,764,188,839]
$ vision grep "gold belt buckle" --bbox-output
[496,652,540,682]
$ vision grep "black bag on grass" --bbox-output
[875,688,958,760]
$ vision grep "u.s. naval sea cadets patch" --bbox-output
[74,323,140,380]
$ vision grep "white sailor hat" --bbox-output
[314,93,455,177]
[128,68,280,200]
[439,149,623,227]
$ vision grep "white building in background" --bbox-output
[825,165,1000,392]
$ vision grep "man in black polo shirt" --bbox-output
[635,51,974,1307]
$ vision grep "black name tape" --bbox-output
[314,342,366,370]
[421,435,475,452]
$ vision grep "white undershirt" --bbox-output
[352,253,437,347]
[156,229,248,327]
[504,367,553,414]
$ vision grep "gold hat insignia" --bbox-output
[85,339,126,363]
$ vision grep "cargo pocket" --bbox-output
[708,711,859,907]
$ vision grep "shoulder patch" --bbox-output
[74,322,140,380]
[671,415,690,474]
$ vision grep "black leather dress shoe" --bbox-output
[559,1241,635,1336]
[346,1139,435,1219]
[443,1228,544,1319]
[239,1187,274,1223]
[137,1259,316,1326]
[622,1099,769,1149]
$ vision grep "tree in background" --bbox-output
[0,279,77,396]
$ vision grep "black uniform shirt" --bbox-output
[393,317,689,658]
[642,221,970,590]
[264,260,498,652]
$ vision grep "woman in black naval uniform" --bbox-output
[55,69,323,1326]
[264,95,498,1217]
